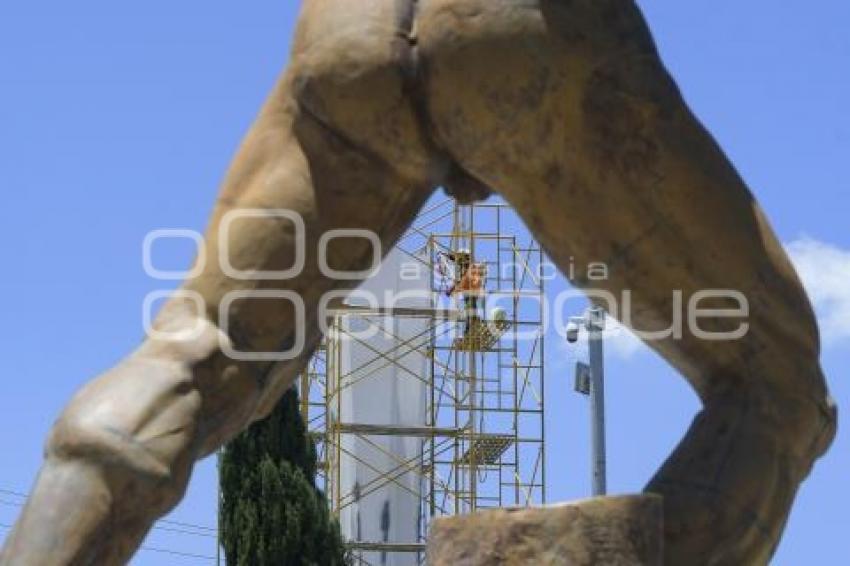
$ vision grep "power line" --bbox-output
[0,523,217,562]
[137,546,216,561]
[0,500,215,540]
[0,488,220,564]
[0,487,216,535]
[159,518,216,534]
[0,489,26,499]
[0,487,220,566]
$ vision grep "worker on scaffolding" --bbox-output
[440,248,487,337]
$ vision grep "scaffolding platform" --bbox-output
[453,316,511,352]
[459,434,515,466]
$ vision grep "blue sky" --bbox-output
[0,1,847,564]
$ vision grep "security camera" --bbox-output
[566,321,580,344]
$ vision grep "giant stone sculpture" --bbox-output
[0,1,836,564]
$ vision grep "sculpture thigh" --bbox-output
[0,28,437,565]
[417,0,836,564]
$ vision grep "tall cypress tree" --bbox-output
[220,387,347,565]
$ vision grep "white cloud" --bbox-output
[602,317,646,359]
[786,237,850,346]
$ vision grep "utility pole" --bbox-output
[568,307,607,497]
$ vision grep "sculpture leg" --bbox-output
[0,66,436,564]
[417,0,836,562]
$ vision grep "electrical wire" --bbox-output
[0,484,220,566]
[0,523,215,563]
[0,488,215,536]
[0,523,216,562]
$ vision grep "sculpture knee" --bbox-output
[736,372,837,472]
[45,360,203,516]
[782,390,837,471]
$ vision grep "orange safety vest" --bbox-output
[450,263,485,296]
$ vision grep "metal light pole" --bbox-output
[568,307,607,497]
[586,308,607,497]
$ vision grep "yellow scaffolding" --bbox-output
[302,200,546,565]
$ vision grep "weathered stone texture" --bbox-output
[428,495,663,566]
